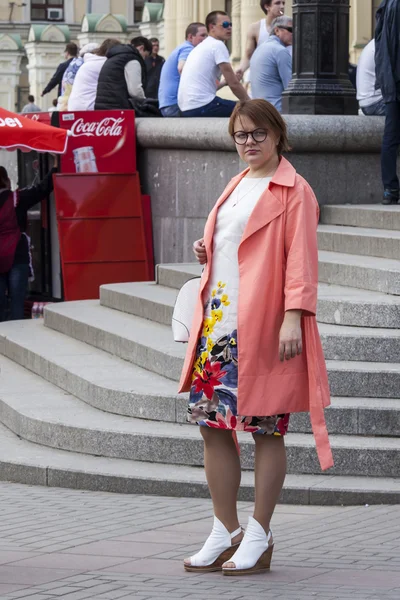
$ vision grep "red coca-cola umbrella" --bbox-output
[0,107,69,154]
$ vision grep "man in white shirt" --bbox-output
[356,39,385,116]
[178,10,249,117]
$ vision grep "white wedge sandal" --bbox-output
[222,516,274,576]
[184,516,243,573]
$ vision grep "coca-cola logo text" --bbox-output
[70,117,125,138]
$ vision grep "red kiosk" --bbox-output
[23,110,153,302]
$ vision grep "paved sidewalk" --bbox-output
[0,483,398,599]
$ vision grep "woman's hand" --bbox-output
[193,238,207,265]
[279,310,302,362]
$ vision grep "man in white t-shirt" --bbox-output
[178,10,249,117]
[356,39,385,116]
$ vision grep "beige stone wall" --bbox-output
[74,0,86,24]
[111,0,128,16]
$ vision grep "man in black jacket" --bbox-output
[375,0,400,204]
[95,36,152,110]
[41,42,79,99]
[145,38,165,99]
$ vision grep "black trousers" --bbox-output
[381,101,400,190]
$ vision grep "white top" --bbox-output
[356,39,383,108]
[178,36,230,111]
[68,53,106,111]
[204,177,272,327]
[124,61,145,99]
[258,19,270,46]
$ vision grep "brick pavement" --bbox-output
[0,482,398,600]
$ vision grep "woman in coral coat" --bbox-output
[180,99,333,576]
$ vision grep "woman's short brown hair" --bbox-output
[228,99,290,156]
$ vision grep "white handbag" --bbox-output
[172,276,201,343]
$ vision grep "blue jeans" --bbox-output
[161,104,181,117]
[361,99,386,116]
[381,101,400,190]
[0,263,29,322]
[181,97,237,117]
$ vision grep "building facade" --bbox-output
[0,0,382,112]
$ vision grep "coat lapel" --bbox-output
[241,157,296,245]
[205,158,297,254]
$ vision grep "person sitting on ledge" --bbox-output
[178,10,249,117]
[250,15,292,112]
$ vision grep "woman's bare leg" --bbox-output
[184,427,243,566]
[253,434,287,532]
[222,433,286,569]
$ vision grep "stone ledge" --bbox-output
[136,115,385,153]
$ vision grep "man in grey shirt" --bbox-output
[250,15,292,111]
[21,95,42,114]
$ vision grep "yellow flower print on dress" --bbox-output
[203,317,216,336]
[207,338,214,352]
[221,294,230,306]
[212,308,223,322]
[201,350,208,365]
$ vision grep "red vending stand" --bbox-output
[54,110,153,300]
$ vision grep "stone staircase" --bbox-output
[0,204,400,505]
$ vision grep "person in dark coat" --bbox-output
[41,43,79,99]
[95,37,152,111]
[0,162,57,321]
[375,0,400,204]
[145,38,165,99]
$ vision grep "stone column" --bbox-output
[231,0,242,62]
[176,0,195,47]
[25,42,65,110]
[240,0,265,51]
[0,35,24,112]
[282,0,358,115]
[163,0,178,55]
[349,0,372,62]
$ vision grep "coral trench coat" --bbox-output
[178,157,333,471]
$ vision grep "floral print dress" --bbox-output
[188,176,290,435]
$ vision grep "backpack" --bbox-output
[0,190,21,274]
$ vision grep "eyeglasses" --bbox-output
[222,21,233,28]
[233,129,268,145]
[279,26,292,33]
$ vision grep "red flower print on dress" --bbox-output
[204,409,259,432]
[192,359,227,400]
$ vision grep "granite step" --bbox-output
[0,420,398,505]
[157,257,400,297]
[319,323,400,362]
[156,263,201,290]
[0,356,399,478]
[102,282,400,363]
[0,321,398,436]
[321,204,400,231]
[44,301,400,397]
[0,319,183,423]
[317,224,400,260]
[318,251,400,295]
[101,280,400,330]
[317,284,400,329]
